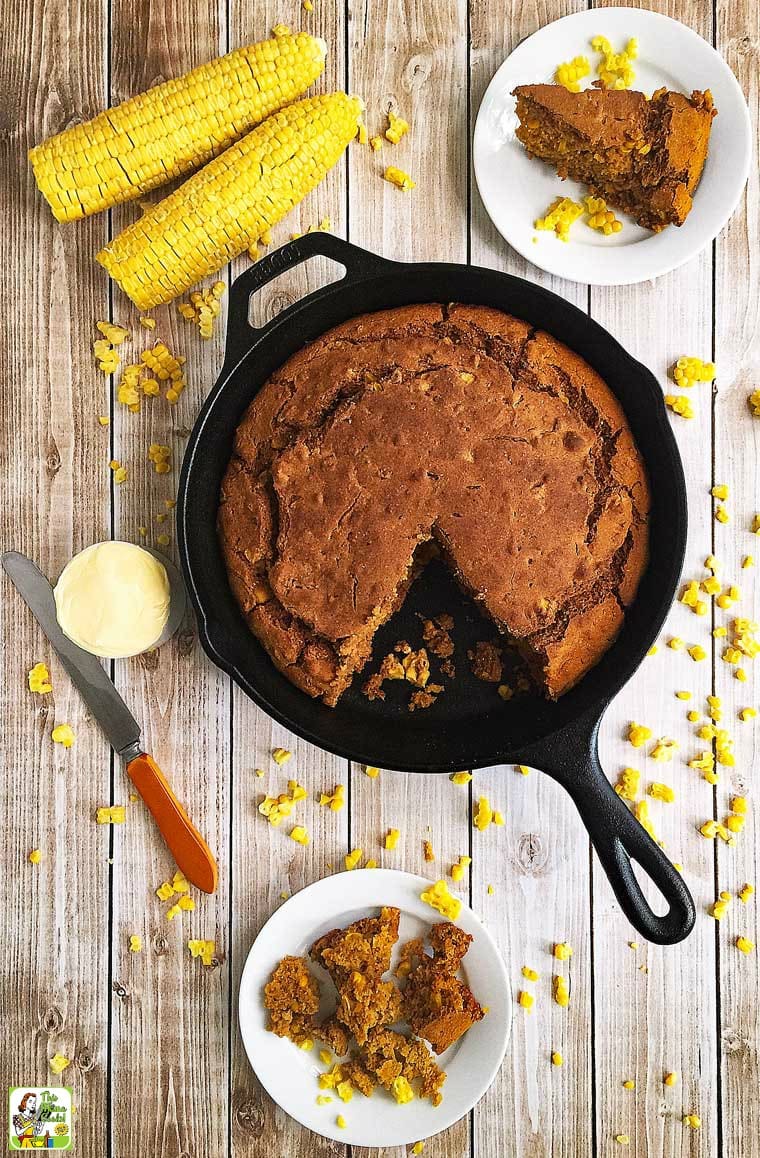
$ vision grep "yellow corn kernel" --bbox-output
[646,645,657,656]
[384,165,416,191]
[49,1053,71,1075]
[95,805,126,824]
[743,555,754,569]
[553,974,570,1007]
[554,942,573,961]
[517,765,531,776]
[493,810,505,826]
[391,1076,414,1104]
[736,667,748,681]
[369,135,383,151]
[683,1114,702,1129]
[736,936,755,954]
[664,394,695,419]
[474,796,493,830]
[450,771,472,785]
[650,738,678,762]
[555,55,591,91]
[364,858,377,869]
[336,1080,353,1103]
[615,1136,630,1146]
[384,110,410,144]
[29,848,42,865]
[551,1051,563,1066]
[725,813,745,834]
[687,711,701,724]
[628,722,652,748]
[614,767,640,801]
[187,939,216,965]
[715,505,730,524]
[272,747,292,765]
[648,782,675,803]
[518,990,534,1011]
[675,690,691,701]
[450,855,471,882]
[664,1071,678,1086]
[364,765,379,778]
[420,879,462,920]
[129,934,142,952]
[289,825,310,846]
[672,356,716,389]
[412,1144,425,1155]
[522,966,539,981]
[622,1079,635,1090]
[739,708,757,722]
[31,33,328,222]
[336,1114,347,1128]
[731,797,748,815]
[28,662,52,694]
[534,196,584,241]
[688,645,707,662]
[51,724,75,748]
[384,828,400,850]
[738,882,754,903]
[319,784,346,810]
[344,848,363,870]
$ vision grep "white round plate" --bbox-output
[473,7,751,285]
[238,868,511,1147]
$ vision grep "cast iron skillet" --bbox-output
[177,231,694,945]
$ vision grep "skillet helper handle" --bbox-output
[126,752,218,894]
[224,233,395,366]
[523,714,695,944]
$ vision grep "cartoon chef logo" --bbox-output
[8,1087,72,1150]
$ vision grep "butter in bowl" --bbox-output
[53,540,186,659]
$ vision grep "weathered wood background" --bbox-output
[1,0,758,1154]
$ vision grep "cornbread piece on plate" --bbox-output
[310,906,402,1045]
[401,923,485,1054]
[357,1026,447,1105]
[513,84,716,231]
[263,955,320,1044]
[219,303,649,704]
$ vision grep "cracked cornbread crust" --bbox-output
[513,85,715,232]
[218,303,649,704]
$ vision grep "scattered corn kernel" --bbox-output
[592,33,637,89]
[649,782,675,803]
[96,805,126,824]
[319,784,346,811]
[187,939,215,965]
[345,848,363,870]
[553,974,570,1007]
[743,555,754,569]
[51,723,75,748]
[622,1080,635,1090]
[736,936,755,954]
[683,1114,702,1129]
[28,662,52,694]
[450,771,472,785]
[29,848,42,864]
[554,942,573,961]
[474,795,493,830]
[614,767,640,801]
[290,825,310,846]
[49,1053,71,1075]
[535,196,584,241]
[651,738,678,762]
[369,135,383,151]
[384,165,416,191]
[272,747,292,765]
[555,55,591,91]
[672,356,716,389]
[738,882,754,903]
[628,722,652,748]
[675,690,691,701]
[336,1114,347,1128]
[493,810,505,826]
[689,645,707,662]
[518,990,534,1011]
[584,194,623,234]
[450,855,471,882]
[129,934,142,952]
[522,966,539,981]
[411,1144,425,1155]
[739,708,756,722]
[420,879,462,920]
[551,1051,563,1067]
[384,110,410,144]
[664,394,695,419]
[664,1072,678,1087]
[385,828,400,850]
[517,765,531,776]
[365,765,379,778]
[615,1136,630,1146]
[635,798,658,841]
[391,1076,414,1104]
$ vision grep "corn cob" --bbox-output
[29,30,327,223]
[96,92,363,310]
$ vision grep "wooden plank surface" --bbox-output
[0,2,111,1156]
[2,0,759,1155]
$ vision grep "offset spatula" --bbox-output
[3,550,218,893]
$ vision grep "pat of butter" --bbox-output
[54,541,170,658]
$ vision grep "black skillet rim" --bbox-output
[177,234,687,774]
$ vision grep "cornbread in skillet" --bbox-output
[218,303,649,704]
[513,84,715,231]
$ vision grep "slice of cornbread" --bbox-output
[513,84,715,231]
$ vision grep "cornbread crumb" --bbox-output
[29,848,42,864]
[129,934,142,952]
[51,724,75,748]
[423,839,435,863]
[49,1053,71,1075]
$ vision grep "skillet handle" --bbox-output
[520,711,695,945]
[223,233,395,367]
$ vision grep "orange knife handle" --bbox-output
[126,752,218,894]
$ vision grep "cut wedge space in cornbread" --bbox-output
[513,84,716,231]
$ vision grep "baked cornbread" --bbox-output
[218,304,649,704]
[401,923,485,1053]
[514,84,715,231]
